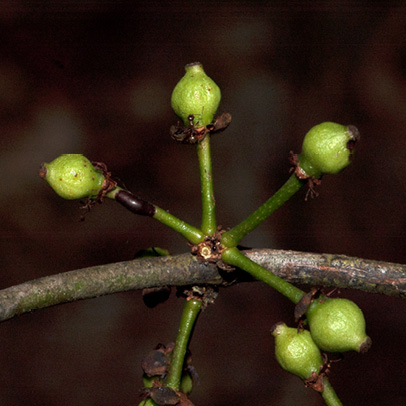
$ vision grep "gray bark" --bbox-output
[0,249,404,322]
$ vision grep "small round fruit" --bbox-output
[142,374,157,388]
[39,154,105,200]
[299,122,360,178]
[137,399,159,406]
[306,297,372,353]
[180,371,193,395]
[171,62,221,127]
[271,322,323,380]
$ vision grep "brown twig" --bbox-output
[0,249,404,322]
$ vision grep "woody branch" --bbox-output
[0,249,404,322]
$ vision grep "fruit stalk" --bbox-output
[321,378,344,406]
[165,298,202,391]
[197,135,217,235]
[222,173,305,248]
[221,247,305,304]
[112,188,205,244]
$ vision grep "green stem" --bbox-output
[109,188,205,244]
[166,298,202,390]
[197,136,217,235]
[153,206,204,244]
[221,247,305,304]
[222,173,305,248]
[321,378,343,406]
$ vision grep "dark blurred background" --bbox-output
[0,1,405,405]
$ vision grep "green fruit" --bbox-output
[137,399,159,406]
[134,247,171,259]
[171,62,221,127]
[307,297,372,353]
[142,360,193,395]
[39,154,105,200]
[180,371,193,395]
[299,122,360,178]
[271,322,323,380]
[142,374,157,388]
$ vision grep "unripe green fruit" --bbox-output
[271,322,323,380]
[39,154,105,200]
[142,362,192,394]
[299,122,360,178]
[171,62,221,127]
[180,371,193,395]
[142,374,156,388]
[137,399,158,406]
[307,297,372,353]
[135,247,171,259]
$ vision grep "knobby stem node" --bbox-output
[221,247,305,304]
[165,298,202,391]
[222,173,305,248]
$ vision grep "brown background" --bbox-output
[0,1,405,405]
